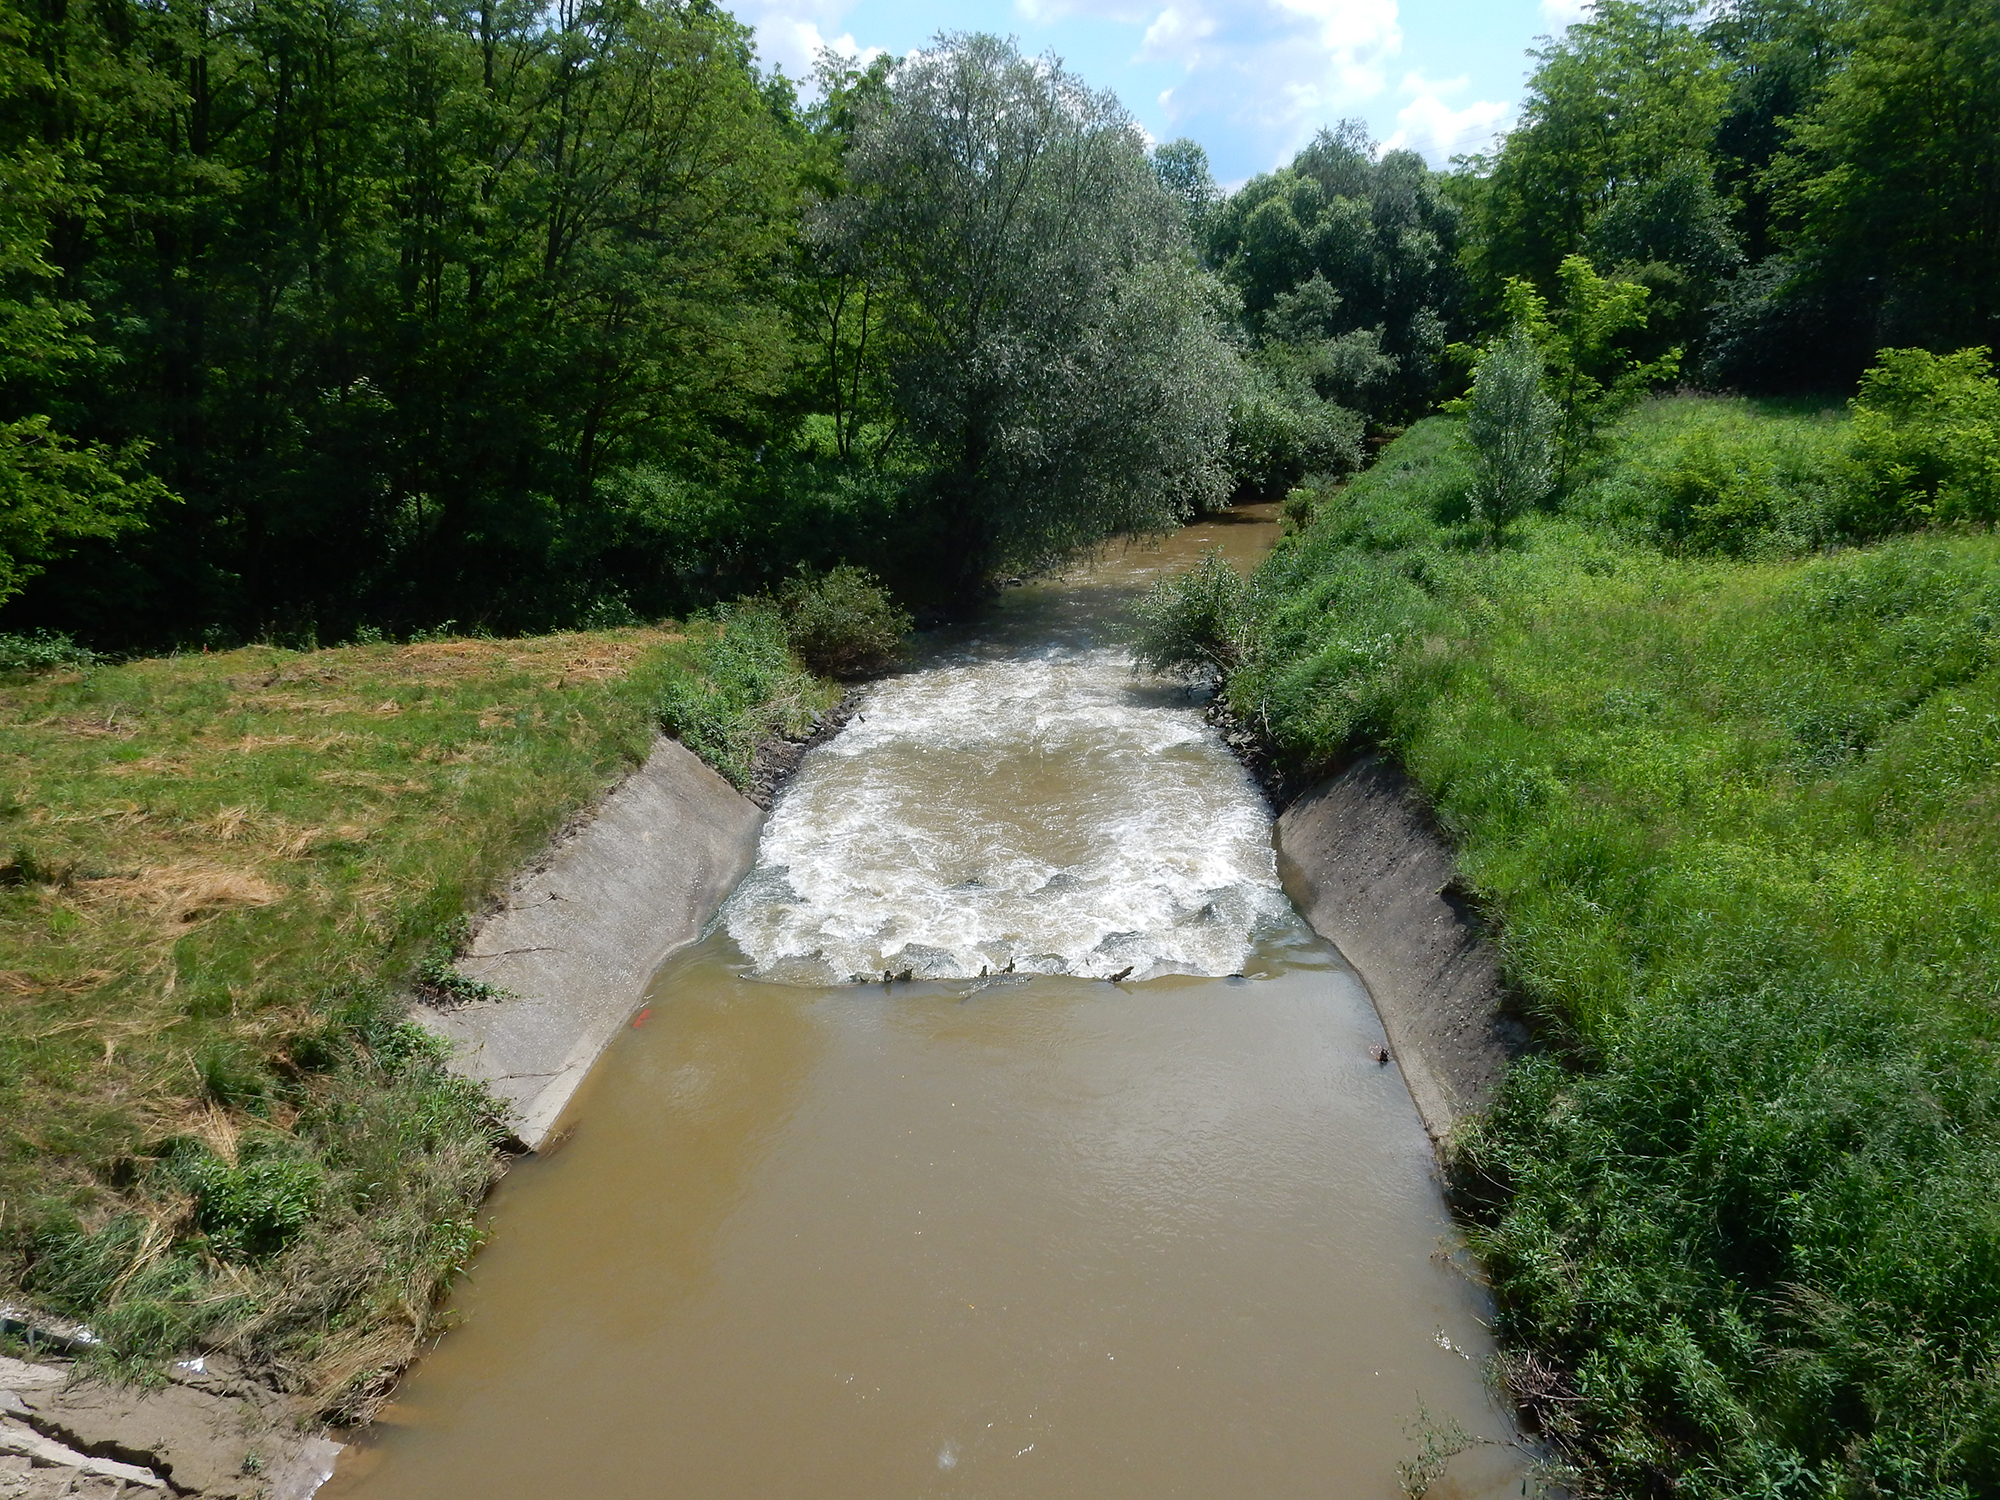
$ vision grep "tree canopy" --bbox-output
[0,0,1992,635]
[819,33,1236,587]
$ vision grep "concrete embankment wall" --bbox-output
[1275,753,1525,1143]
[419,736,765,1150]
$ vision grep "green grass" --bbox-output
[654,604,843,787]
[0,624,808,1418]
[1227,401,2000,1495]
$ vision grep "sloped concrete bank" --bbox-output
[418,735,766,1151]
[0,738,763,1500]
[1274,753,1527,1144]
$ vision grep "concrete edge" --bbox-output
[416,735,765,1151]
[1273,752,1526,1146]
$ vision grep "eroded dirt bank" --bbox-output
[0,1343,340,1499]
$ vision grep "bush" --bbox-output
[1701,256,1875,395]
[775,565,910,678]
[654,604,828,787]
[1133,549,1258,680]
[1559,396,1848,557]
[0,629,93,674]
[171,1146,324,1261]
[1225,362,1364,502]
[1844,346,2000,536]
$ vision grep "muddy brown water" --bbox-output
[325,507,1524,1500]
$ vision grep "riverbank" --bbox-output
[321,502,1526,1500]
[1214,397,2000,1492]
[0,617,848,1450]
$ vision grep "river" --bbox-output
[323,505,1522,1499]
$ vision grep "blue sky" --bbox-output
[737,0,1592,184]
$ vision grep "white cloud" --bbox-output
[1124,0,1403,166]
[736,2,885,84]
[1380,70,1510,164]
[1538,0,1592,25]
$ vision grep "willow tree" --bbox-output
[818,32,1237,592]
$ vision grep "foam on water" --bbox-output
[722,641,1292,984]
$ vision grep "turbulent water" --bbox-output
[325,509,1524,1500]
[724,643,1291,986]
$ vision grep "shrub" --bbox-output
[172,1148,323,1261]
[0,629,93,674]
[1226,362,1364,502]
[1845,346,2000,536]
[1462,324,1556,542]
[654,604,827,787]
[1133,549,1258,680]
[775,565,910,679]
[1561,396,1848,557]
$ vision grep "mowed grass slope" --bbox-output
[0,629,687,1415]
[1233,403,2000,1493]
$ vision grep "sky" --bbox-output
[735,0,1595,184]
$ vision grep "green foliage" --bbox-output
[0,100,169,605]
[0,0,798,644]
[1845,347,2000,535]
[1132,549,1258,681]
[0,628,91,674]
[1502,255,1680,487]
[654,606,834,787]
[584,457,926,616]
[1474,1,1727,291]
[1226,362,1365,503]
[1206,121,1459,422]
[1224,405,2000,1493]
[1775,0,2000,351]
[821,33,1238,592]
[1570,394,1848,555]
[1708,0,1854,262]
[775,565,910,679]
[171,1147,323,1262]
[1462,325,1557,541]
[788,51,902,466]
[1151,138,1223,240]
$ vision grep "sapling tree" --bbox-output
[1463,324,1558,542]
[1500,255,1680,488]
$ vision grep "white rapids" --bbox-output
[721,640,1294,985]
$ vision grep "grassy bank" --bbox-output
[1206,400,2000,1493]
[0,614,840,1418]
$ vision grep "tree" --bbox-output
[1585,155,1744,363]
[789,50,900,462]
[1476,1,1727,291]
[1462,324,1557,542]
[0,0,801,641]
[1773,0,2000,352]
[0,42,165,606]
[1204,122,1459,423]
[1151,138,1222,246]
[1501,255,1679,487]
[821,32,1237,591]
[1706,0,1855,261]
